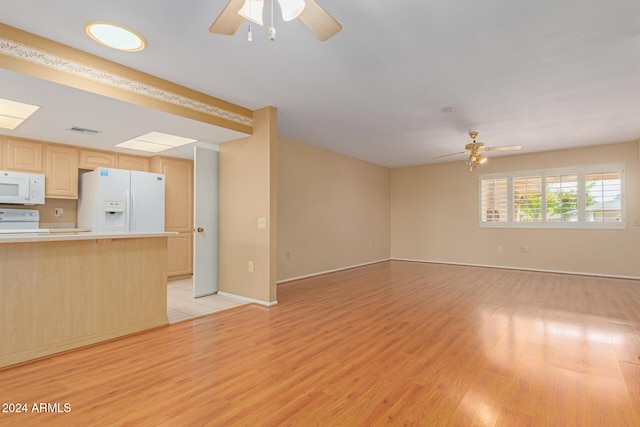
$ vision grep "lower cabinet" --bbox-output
[167,231,193,278]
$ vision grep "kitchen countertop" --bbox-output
[0,231,177,244]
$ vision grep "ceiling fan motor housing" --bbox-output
[465,142,484,151]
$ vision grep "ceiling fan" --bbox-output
[435,131,522,171]
[209,0,342,41]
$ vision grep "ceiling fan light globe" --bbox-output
[238,0,264,25]
[278,0,306,21]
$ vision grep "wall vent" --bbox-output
[67,126,102,135]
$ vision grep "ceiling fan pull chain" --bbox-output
[268,0,277,41]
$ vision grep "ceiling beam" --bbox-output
[0,23,253,135]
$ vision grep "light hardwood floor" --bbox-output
[1,261,639,426]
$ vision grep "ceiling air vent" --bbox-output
[67,126,102,135]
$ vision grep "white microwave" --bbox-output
[0,170,45,205]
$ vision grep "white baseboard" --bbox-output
[277,258,391,284]
[217,291,278,307]
[391,257,640,281]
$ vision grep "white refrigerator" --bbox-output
[78,168,165,233]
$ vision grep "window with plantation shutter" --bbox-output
[585,170,623,223]
[546,173,578,223]
[479,163,625,229]
[480,178,508,225]
[513,176,543,223]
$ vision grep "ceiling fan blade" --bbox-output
[483,145,522,152]
[209,0,247,35]
[434,151,467,159]
[298,0,342,41]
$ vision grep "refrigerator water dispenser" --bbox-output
[104,200,126,230]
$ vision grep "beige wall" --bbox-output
[278,138,391,281]
[219,107,278,303]
[2,199,78,228]
[391,141,640,278]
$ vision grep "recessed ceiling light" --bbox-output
[84,21,146,52]
[442,107,456,113]
[116,131,197,153]
[0,97,40,130]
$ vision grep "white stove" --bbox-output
[0,208,49,234]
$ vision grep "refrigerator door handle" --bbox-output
[130,188,136,232]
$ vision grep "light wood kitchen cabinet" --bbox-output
[78,148,117,169]
[151,157,193,231]
[0,235,168,368]
[151,156,193,278]
[117,154,150,172]
[4,137,44,172]
[45,144,78,199]
[167,232,193,278]
[0,137,4,168]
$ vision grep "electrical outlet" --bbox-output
[54,208,64,217]
[497,245,503,252]
[520,245,529,253]
[248,261,254,272]
[257,217,267,229]
[285,251,291,260]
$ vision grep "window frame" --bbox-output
[478,163,625,229]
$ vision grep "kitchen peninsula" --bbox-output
[0,231,173,368]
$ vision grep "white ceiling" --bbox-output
[1,0,639,167]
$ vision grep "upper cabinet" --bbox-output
[151,156,193,231]
[117,154,150,172]
[79,149,150,172]
[78,149,117,170]
[3,137,44,172]
[1,137,79,198]
[45,144,78,199]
